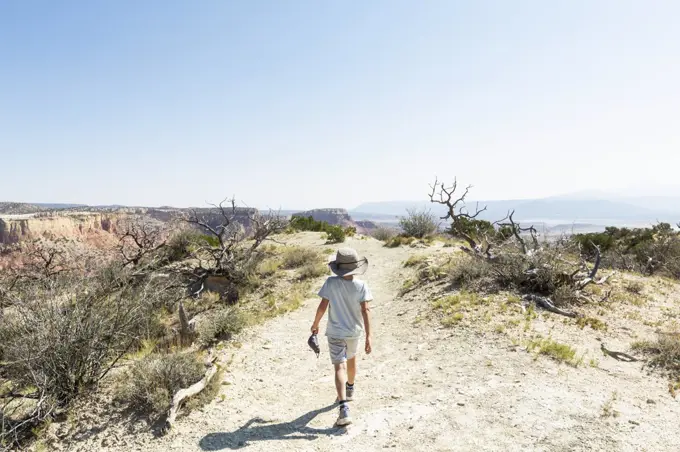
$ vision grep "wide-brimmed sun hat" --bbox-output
[329,248,368,276]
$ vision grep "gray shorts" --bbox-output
[328,337,359,365]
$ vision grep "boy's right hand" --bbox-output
[365,337,372,355]
[311,324,319,334]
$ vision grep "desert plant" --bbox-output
[198,308,247,346]
[183,199,288,299]
[117,216,168,267]
[371,227,397,241]
[297,261,329,280]
[289,215,330,232]
[527,337,580,366]
[573,223,680,278]
[399,209,438,239]
[447,255,499,292]
[281,247,322,269]
[324,225,346,244]
[384,236,416,248]
[428,177,608,318]
[0,263,175,445]
[625,281,644,294]
[403,255,427,268]
[114,352,205,419]
[256,258,281,277]
[344,226,357,237]
[632,333,680,381]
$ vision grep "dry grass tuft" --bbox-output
[632,333,680,381]
[527,337,581,366]
[281,246,322,269]
[403,255,428,268]
[114,352,206,419]
[297,261,329,280]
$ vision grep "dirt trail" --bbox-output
[73,235,680,452]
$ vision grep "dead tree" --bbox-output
[497,210,539,256]
[117,216,167,267]
[183,198,288,299]
[430,177,609,319]
[429,178,489,256]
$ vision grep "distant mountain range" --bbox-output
[4,192,679,229]
[352,194,680,227]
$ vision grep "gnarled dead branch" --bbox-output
[429,178,488,255]
[523,294,578,318]
[183,198,287,299]
[117,216,167,267]
[163,355,218,433]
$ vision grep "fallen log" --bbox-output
[163,358,218,433]
[523,294,578,318]
[600,343,642,362]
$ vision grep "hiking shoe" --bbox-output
[336,404,352,427]
[346,383,354,401]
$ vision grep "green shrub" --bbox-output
[625,281,644,294]
[399,209,438,239]
[448,217,513,244]
[527,337,580,366]
[344,226,357,237]
[384,236,416,248]
[289,215,347,243]
[573,223,680,278]
[632,333,680,380]
[297,261,329,280]
[114,352,205,418]
[165,231,220,263]
[403,255,428,268]
[448,255,498,292]
[289,215,330,232]
[282,247,322,269]
[324,225,346,244]
[256,258,281,277]
[371,227,397,241]
[198,308,246,346]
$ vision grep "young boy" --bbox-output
[311,247,373,427]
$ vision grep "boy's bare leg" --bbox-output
[347,357,356,385]
[334,362,347,401]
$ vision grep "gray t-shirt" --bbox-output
[318,276,373,339]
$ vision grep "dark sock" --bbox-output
[347,383,354,388]
[339,400,347,407]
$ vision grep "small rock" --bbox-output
[629,420,640,426]
[391,395,402,399]
[514,380,521,383]
[647,399,656,404]
[262,344,272,350]
[397,311,407,316]
[457,402,465,407]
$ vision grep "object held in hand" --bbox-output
[308,333,320,358]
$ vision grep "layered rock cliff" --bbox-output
[0,212,128,245]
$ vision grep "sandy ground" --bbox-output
[64,234,680,452]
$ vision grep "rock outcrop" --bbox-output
[0,212,129,245]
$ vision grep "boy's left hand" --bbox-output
[365,337,372,354]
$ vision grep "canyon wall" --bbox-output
[0,212,129,245]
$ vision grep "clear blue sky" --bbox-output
[2,1,679,209]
